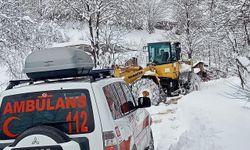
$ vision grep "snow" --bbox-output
[147,77,250,150]
[0,67,8,91]
[52,40,90,48]
[0,70,8,82]
[238,56,250,71]
[56,27,90,46]
[22,16,34,23]
[144,71,156,76]
[123,29,173,50]
[64,28,89,42]
[193,68,200,73]
[180,63,192,72]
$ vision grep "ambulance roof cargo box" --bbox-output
[23,47,94,80]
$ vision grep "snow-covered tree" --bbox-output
[112,0,144,30]
[140,0,167,33]
[113,0,167,33]
[0,0,62,80]
[213,0,250,86]
[99,24,127,68]
[167,0,207,59]
[166,0,249,77]
[44,0,120,67]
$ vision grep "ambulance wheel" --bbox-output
[12,126,70,146]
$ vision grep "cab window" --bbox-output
[148,43,171,64]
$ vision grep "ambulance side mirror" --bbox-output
[137,97,151,108]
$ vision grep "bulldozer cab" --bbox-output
[148,42,181,65]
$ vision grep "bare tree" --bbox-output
[99,24,127,67]
[48,0,119,67]
[141,0,167,33]
[169,0,206,58]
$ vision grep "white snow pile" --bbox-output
[147,77,250,150]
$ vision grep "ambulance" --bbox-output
[0,47,154,150]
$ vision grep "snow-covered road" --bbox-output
[147,77,250,150]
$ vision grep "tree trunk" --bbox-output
[95,11,101,66]
[185,4,192,59]
[230,33,245,89]
[88,17,97,67]
[237,63,245,89]
[243,20,250,46]
[208,48,211,67]
[86,3,98,67]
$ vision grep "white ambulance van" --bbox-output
[0,48,154,150]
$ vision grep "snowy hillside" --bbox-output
[147,77,250,150]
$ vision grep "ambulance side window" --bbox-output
[113,82,127,106]
[120,83,136,109]
[103,84,122,119]
[113,82,135,114]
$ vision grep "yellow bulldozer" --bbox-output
[114,42,200,105]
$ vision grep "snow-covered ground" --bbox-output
[147,77,250,150]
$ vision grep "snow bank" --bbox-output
[150,77,250,150]
[146,103,188,150]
